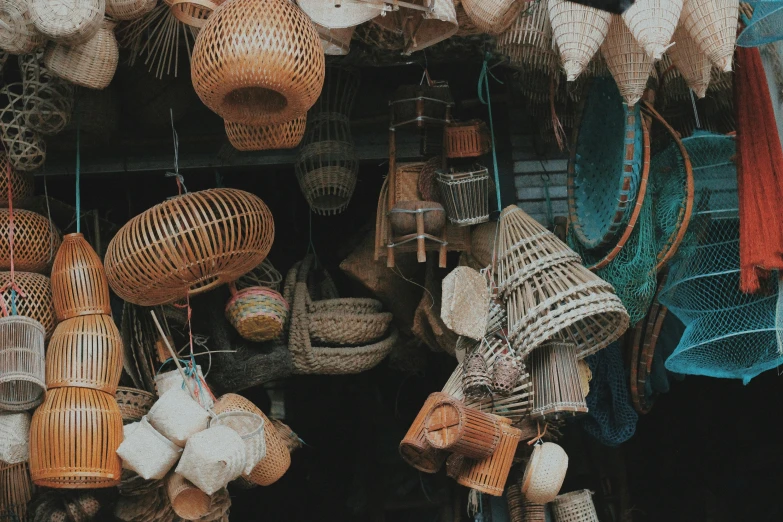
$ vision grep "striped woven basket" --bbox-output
[225,286,289,343]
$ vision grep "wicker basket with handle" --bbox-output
[0,271,56,339]
[454,417,521,496]
[548,0,612,81]
[29,0,104,45]
[0,0,45,55]
[51,232,111,321]
[399,392,450,474]
[43,18,119,90]
[115,386,156,424]
[0,315,45,411]
[424,395,501,459]
[225,116,306,152]
[0,209,60,274]
[0,83,46,172]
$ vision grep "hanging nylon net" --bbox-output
[737,1,783,47]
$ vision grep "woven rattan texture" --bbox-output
[170,0,225,28]
[225,287,288,342]
[0,209,60,274]
[29,0,104,45]
[0,461,33,522]
[548,0,611,81]
[298,0,379,29]
[225,116,306,151]
[166,472,211,520]
[0,153,34,210]
[462,0,523,34]
[309,310,392,346]
[0,83,46,172]
[30,386,123,488]
[621,0,682,60]
[191,0,325,126]
[455,418,520,496]
[521,442,568,503]
[19,50,74,136]
[496,0,557,72]
[667,24,712,98]
[424,397,501,459]
[105,188,274,306]
[0,272,56,339]
[0,316,45,411]
[680,0,739,72]
[550,489,599,522]
[399,392,449,473]
[445,120,491,158]
[455,0,482,36]
[106,0,156,20]
[0,0,45,55]
[51,233,111,321]
[600,15,655,107]
[437,166,491,226]
[43,19,119,90]
[531,342,588,419]
[115,386,156,424]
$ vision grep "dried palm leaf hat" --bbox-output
[297,0,382,29]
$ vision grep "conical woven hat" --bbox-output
[548,0,612,81]
[601,15,656,106]
[496,0,559,73]
[668,23,712,98]
[297,0,381,29]
[680,0,739,72]
[621,0,683,60]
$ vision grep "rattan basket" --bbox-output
[424,395,501,459]
[19,50,74,136]
[105,188,274,306]
[0,412,30,464]
[0,0,45,55]
[495,0,558,73]
[117,416,182,480]
[520,442,568,503]
[437,165,491,226]
[308,298,383,315]
[191,0,325,126]
[0,209,60,274]
[621,0,682,60]
[399,392,450,473]
[225,116,306,152]
[454,417,521,496]
[115,386,156,424]
[106,0,156,20]
[166,472,212,520]
[30,386,123,488]
[445,120,491,158]
[170,0,224,27]
[45,314,123,394]
[0,461,33,522]
[548,0,612,81]
[550,489,599,522]
[0,315,45,412]
[29,0,104,45]
[462,0,523,34]
[601,15,656,107]
[667,24,712,98]
[680,0,738,72]
[225,286,288,343]
[235,258,282,292]
[209,411,266,475]
[0,153,34,210]
[530,341,588,419]
[51,233,111,321]
[43,18,119,90]
[309,308,393,346]
[317,24,354,56]
[0,83,46,172]
[0,272,56,339]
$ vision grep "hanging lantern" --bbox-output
[224,116,307,152]
[0,209,61,274]
[50,233,112,321]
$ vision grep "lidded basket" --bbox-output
[191,0,326,126]
[43,18,119,90]
[104,188,275,306]
[520,442,569,503]
[29,0,105,46]
[51,233,111,321]
[0,0,45,55]
[0,315,46,411]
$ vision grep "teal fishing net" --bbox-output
[737,1,783,47]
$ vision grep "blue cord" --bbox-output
[478,53,504,213]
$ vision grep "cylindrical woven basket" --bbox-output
[0,83,46,172]
[399,392,450,473]
[520,442,569,503]
[550,489,599,522]
[105,0,156,20]
[0,271,56,339]
[0,315,45,412]
[0,461,33,522]
[105,188,275,306]
[147,388,210,448]
[170,0,224,27]
[225,116,306,152]
[191,0,325,126]
[115,386,156,424]
[496,0,558,73]
[212,393,291,486]
[116,416,182,480]
[0,153,35,210]
[445,120,491,158]
[166,472,212,520]
[463,346,492,396]
[548,0,612,81]
[455,417,521,496]
[29,386,123,488]
[621,0,682,60]
[437,165,491,226]
[43,18,119,90]
[679,0,738,72]
[0,209,60,274]
[0,0,46,55]
[29,0,104,45]
[51,233,111,321]
[209,411,266,475]
[175,425,246,495]
[19,50,74,137]
[530,342,589,419]
[424,396,501,459]
[667,24,712,98]
[600,15,656,107]
[0,411,30,464]
[225,286,289,343]
[45,314,123,394]
[462,0,523,35]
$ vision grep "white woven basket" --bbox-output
[548,0,612,81]
[147,388,210,447]
[209,411,266,475]
[520,442,569,504]
[117,416,183,480]
[0,412,30,464]
[176,425,247,495]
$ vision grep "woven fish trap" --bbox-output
[115,387,156,424]
[312,66,360,116]
[0,315,45,411]
[737,1,783,47]
[209,411,266,475]
[423,395,502,459]
[548,0,612,81]
[621,0,682,60]
[45,314,123,394]
[600,15,656,107]
[29,0,104,45]
[212,393,291,486]
[105,188,274,306]
[454,417,521,496]
[521,441,568,503]
[0,153,34,210]
[295,114,358,216]
[530,341,588,419]
[170,0,224,28]
[462,0,523,35]
[225,116,306,152]
[43,18,119,90]
[550,489,599,522]
[495,0,558,72]
[0,209,60,274]
[445,120,491,158]
[19,50,74,137]
[0,83,46,173]
[437,164,491,226]
[30,386,123,488]
[51,233,111,321]
[497,205,629,358]
[399,392,450,473]
[0,0,45,55]
[225,286,288,343]
[681,0,738,72]
[316,24,354,56]
[462,347,492,397]
[0,461,33,522]
[105,0,156,20]
[0,272,56,339]
[667,23,712,98]
[191,0,325,126]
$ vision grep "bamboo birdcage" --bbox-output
[424,395,502,459]
[0,83,46,173]
[105,188,275,306]
[0,272,56,339]
[601,15,656,107]
[0,209,60,274]
[43,18,119,90]
[18,50,74,136]
[530,341,589,419]
[225,116,307,152]
[453,417,521,496]
[51,233,111,321]
[0,461,33,522]
[679,0,738,72]
[0,0,45,55]
[0,315,46,412]
[667,23,712,98]
[462,0,523,35]
[30,386,123,488]
[399,392,450,473]
[0,154,34,210]
[621,0,682,60]
[191,0,325,126]
[29,0,104,45]
[548,0,612,81]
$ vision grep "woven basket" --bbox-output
[308,298,383,315]
[316,24,354,56]
[0,272,56,339]
[43,18,119,90]
[0,209,60,274]
[0,315,45,412]
[667,24,712,98]
[154,366,215,410]
[437,165,491,226]
[0,411,30,464]
[105,188,274,306]
[147,388,210,448]
[492,353,521,395]
[550,489,599,522]
[29,0,104,45]
[601,15,656,107]
[309,310,393,346]
[212,393,291,486]
[441,266,489,340]
[399,392,450,473]
[115,386,156,424]
[0,153,34,210]
[496,0,558,73]
[116,417,182,480]
[0,461,33,522]
[454,417,521,496]
[298,0,380,28]
[191,0,325,126]
[166,472,212,520]
[45,314,123,394]
[470,220,497,268]
[175,425,246,495]
[0,83,46,172]
[235,258,282,292]
[0,0,45,55]
[225,286,288,343]
[225,116,306,151]
[209,411,266,475]
[461,0,522,34]
[530,342,588,419]
[445,120,491,158]
[621,0,682,60]
[29,386,123,488]
[170,0,224,27]
[680,0,738,72]
[106,0,156,20]
[520,442,568,503]
[19,50,75,137]
[424,395,501,459]
[51,233,111,321]
[548,0,612,81]
[391,85,453,127]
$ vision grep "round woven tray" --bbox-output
[29,0,104,45]
[309,310,393,346]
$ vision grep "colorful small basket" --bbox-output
[225,286,289,343]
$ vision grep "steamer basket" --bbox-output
[0,461,33,522]
[455,417,521,496]
[43,18,119,90]
[166,472,212,520]
[550,489,599,522]
[0,83,46,172]
[116,416,182,480]
[29,0,104,46]
[437,165,491,226]
[445,120,491,158]
[399,392,450,473]
[0,209,60,274]
[0,272,56,339]
[0,315,45,411]
[530,342,589,419]
[19,50,75,137]
[461,0,523,35]
[224,116,306,152]
[548,0,611,81]
[105,188,274,306]
[225,287,289,343]
[0,0,45,55]
[51,233,111,321]
[175,425,246,495]
[115,386,156,424]
[45,314,123,394]
[621,0,682,60]
[29,386,123,488]
[424,396,501,459]
[0,153,35,210]
[520,442,568,503]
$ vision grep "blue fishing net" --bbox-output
[580,342,638,446]
[737,1,783,47]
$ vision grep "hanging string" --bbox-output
[306,210,320,269]
[165,108,187,195]
[478,52,503,213]
[76,121,81,233]
[688,89,702,130]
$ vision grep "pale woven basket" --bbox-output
[146,388,210,447]
[175,425,246,495]
[209,411,266,475]
[679,0,739,72]
[462,0,524,35]
[548,0,612,81]
[0,411,30,464]
[29,0,105,46]
[520,442,569,504]
[667,23,712,98]
[600,15,656,107]
[550,489,600,522]
[116,416,183,480]
[43,18,119,90]
[0,0,46,55]
[621,0,683,60]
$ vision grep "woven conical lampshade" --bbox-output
[601,15,656,106]
[667,23,712,98]
[51,233,111,321]
[548,0,612,81]
[680,0,739,72]
[621,0,683,60]
[496,0,559,73]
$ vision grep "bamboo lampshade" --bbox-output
[0,0,46,55]
[548,0,612,81]
[530,342,589,419]
[0,153,34,210]
[679,0,739,72]
[104,188,274,306]
[43,18,120,90]
[45,314,123,394]
[461,0,524,35]
[600,15,656,107]
[29,0,105,46]
[667,23,712,98]
[0,461,34,522]
[191,0,325,126]
[0,315,46,412]
[0,272,56,340]
[51,233,111,321]
[170,0,225,28]
[29,386,123,489]
[224,116,307,152]
[621,0,683,60]
[0,209,60,274]
[0,83,46,173]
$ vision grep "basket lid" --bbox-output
[297,0,381,28]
